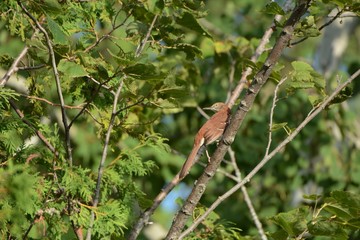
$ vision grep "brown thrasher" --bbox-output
[179,102,231,178]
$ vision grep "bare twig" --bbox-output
[18,64,46,71]
[265,77,287,156]
[25,95,85,109]
[0,46,29,87]
[17,1,73,165]
[84,11,132,53]
[135,14,158,57]
[86,79,124,240]
[178,69,360,239]
[86,75,116,95]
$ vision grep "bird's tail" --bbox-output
[179,143,202,179]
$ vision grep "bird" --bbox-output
[179,102,231,179]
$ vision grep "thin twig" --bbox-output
[87,75,116,95]
[0,46,29,86]
[18,64,46,71]
[265,77,287,156]
[24,95,85,109]
[178,68,360,239]
[84,11,132,53]
[85,79,124,240]
[227,148,268,240]
[18,1,73,165]
[135,14,158,57]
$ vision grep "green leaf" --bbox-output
[295,16,321,38]
[261,2,286,15]
[57,59,88,78]
[271,207,309,236]
[271,122,288,131]
[308,219,348,240]
[169,43,203,60]
[328,191,360,217]
[176,12,212,39]
[323,202,353,221]
[123,63,167,81]
[347,218,360,229]
[303,194,322,201]
[287,61,326,106]
[46,15,69,45]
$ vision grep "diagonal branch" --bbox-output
[179,68,360,239]
[135,14,158,57]
[165,1,312,239]
[17,0,73,165]
[85,78,125,240]
[0,46,29,87]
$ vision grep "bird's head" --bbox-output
[203,102,227,112]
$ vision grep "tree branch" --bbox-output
[166,1,312,238]
[0,45,30,87]
[85,78,124,240]
[135,14,158,57]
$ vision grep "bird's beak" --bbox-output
[203,106,215,111]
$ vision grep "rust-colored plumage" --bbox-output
[179,102,230,178]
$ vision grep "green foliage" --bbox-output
[287,61,326,106]
[270,191,360,240]
[0,163,42,238]
[186,204,246,240]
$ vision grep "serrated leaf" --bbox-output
[46,15,69,45]
[58,59,87,78]
[271,207,309,236]
[308,219,348,239]
[323,202,353,220]
[329,191,360,216]
[288,61,325,91]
